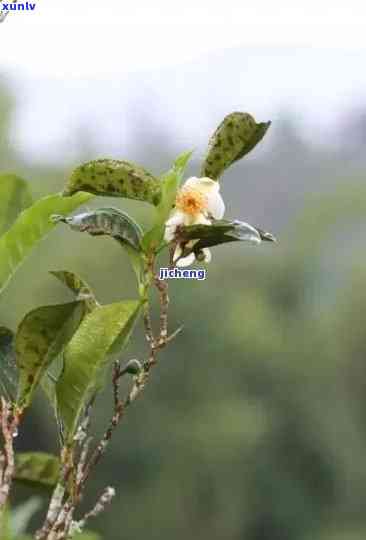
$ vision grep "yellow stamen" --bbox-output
[175,187,207,216]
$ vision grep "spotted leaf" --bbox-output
[63,159,162,206]
[0,326,17,401]
[201,112,271,180]
[15,301,86,410]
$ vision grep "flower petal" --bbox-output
[183,176,200,188]
[176,252,196,267]
[202,248,212,263]
[185,176,219,195]
[207,190,225,219]
[164,226,176,242]
[165,210,186,228]
[192,213,212,226]
[164,210,186,242]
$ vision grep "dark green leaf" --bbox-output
[141,151,193,252]
[56,300,141,441]
[52,207,142,252]
[16,301,86,410]
[50,270,99,312]
[0,327,17,401]
[63,159,161,206]
[14,452,59,489]
[0,192,92,295]
[0,174,33,236]
[178,219,276,253]
[201,112,271,180]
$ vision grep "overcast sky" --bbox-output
[2,1,366,77]
[1,1,366,163]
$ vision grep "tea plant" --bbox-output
[0,112,275,539]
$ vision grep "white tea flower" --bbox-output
[164,177,225,266]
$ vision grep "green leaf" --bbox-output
[0,327,17,401]
[52,207,143,252]
[63,159,161,206]
[201,112,271,180]
[11,496,42,536]
[14,452,59,489]
[141,151,193,252]
[0,192,92,295]
[178,219,276,255]
[16,301,86,410]
[56,300,141,441]
[0,174,33,236]
[50,270,99,312]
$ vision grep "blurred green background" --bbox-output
[1,68,366,540]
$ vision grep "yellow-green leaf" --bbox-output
[56,300,141,441]
[0,174,33,236]
[142,150,192,252]
[0,192,92,295]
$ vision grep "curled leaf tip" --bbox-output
[255,227,277,242]
[50,214,67,224]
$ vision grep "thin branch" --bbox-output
[80,363,143,486]
[154,276,169,345]
[0,398,19,513]
[143,305,154,345]
[35,444,76,540]
[71,486,115,534]
[0,0,18,23]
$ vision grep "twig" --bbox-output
[154,276,169,345]
[80,362,143,486]
[0,0,18,23]
[35,483,66,540]
[71,486,115,534]
[143,305,154,345]
[0,398,19,513]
